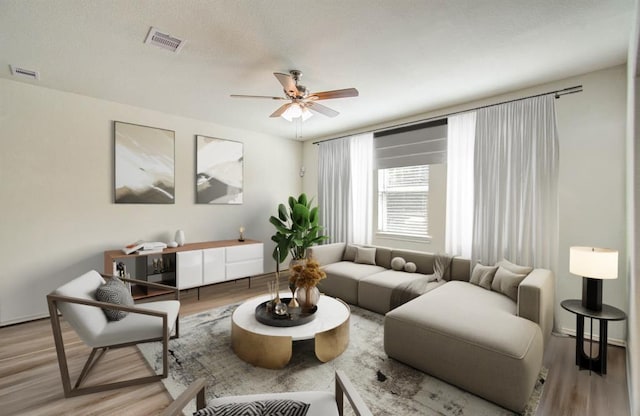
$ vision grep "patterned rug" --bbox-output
[138,303,546,416]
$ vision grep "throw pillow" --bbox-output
[404,262,417,273]
[493,266,527,302]
[261,400,310,416]
[354,247,376,265]
[94,277,134,321]
[343,244,358,262]
[496,258,533,275]
[469,264,499,290]
[193,401,262,416]
[193,400,310,416]
[390,257,406,271]
[491,260,532,292]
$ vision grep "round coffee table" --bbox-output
[231,292,350,369]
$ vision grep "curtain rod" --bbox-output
[312,85,583,145]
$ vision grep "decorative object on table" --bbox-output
[569,246,618,311]
[195,135,243,204]
[271,248,288,316]
[238,226,245,242]
[175,229,185,247]
[167,241,178,248]
[269,193,328,263]
[114,121,175,204]
[291,257,326,310]
[287,281,299,308]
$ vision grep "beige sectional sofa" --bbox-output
[308,242,554,413]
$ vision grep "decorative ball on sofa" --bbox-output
[404,262,417,273]
[391,257,406,271]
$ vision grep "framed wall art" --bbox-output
[196,135,243,204]
[114,121,175,204]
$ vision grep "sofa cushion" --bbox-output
[469,264,498,290]
[354,247,376,265]
[403,262,417,273]
[318,261,387,305]
[493,266,528,301]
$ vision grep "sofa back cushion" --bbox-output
[390,249,434,275]
[343,244,392,269]
[449,257,472,282]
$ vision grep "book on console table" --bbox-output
[122,240,167,255]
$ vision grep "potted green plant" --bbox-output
[269,193,328,263]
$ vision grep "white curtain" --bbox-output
[445,112,476,258]
[318,133,373,245]
[472,95,559,269]
[349,133,373,244]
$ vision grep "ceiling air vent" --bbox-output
[9,65,40,80]
[144,27,185,53]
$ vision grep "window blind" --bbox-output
[374,119,447,169]
[378,165,429,237]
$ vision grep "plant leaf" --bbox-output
[298,193,308,207]
[277,204,289,222]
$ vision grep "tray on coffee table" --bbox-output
[254,298,317,327]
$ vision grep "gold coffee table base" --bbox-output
[231,297,350,369]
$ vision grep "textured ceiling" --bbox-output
[0,0,634,141]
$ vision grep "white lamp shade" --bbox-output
[569,246,618,279]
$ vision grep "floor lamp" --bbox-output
[569,246,618,311]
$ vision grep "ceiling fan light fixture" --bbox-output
[281,103,304,122]
[301,106,313,121]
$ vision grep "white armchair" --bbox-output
[161,370,373,416]
[46,270,180,397]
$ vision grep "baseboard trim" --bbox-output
[559,327,627,348]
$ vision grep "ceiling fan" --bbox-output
[230,70,358,121]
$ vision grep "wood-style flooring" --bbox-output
[0,275,630,415]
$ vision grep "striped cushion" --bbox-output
[94,277,134,321]
[193,400,310,416]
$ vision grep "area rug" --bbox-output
[138,303,546,416]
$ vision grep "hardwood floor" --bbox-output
[0,275,630,415]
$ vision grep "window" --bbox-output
[377,165,429,238]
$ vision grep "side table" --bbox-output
[560,299,626,375]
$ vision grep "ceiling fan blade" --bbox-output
[274,72,300,97]
[270,103,292,118]
[306,102,339,117]
[230,94,288,100]
[309,88,359,100]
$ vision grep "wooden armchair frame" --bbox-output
[46,274,180,398]
[160,370,373,416]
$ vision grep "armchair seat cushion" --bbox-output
[92,300,180,348]
[206,391,338,416]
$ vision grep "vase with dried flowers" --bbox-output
[290,257,326,310]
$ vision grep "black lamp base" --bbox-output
[582,277,602,311]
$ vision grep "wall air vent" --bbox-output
[9,65,40,80]
[144,27,185,53]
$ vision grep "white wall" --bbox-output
[0,79,302,325]
[303,65,629,342]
